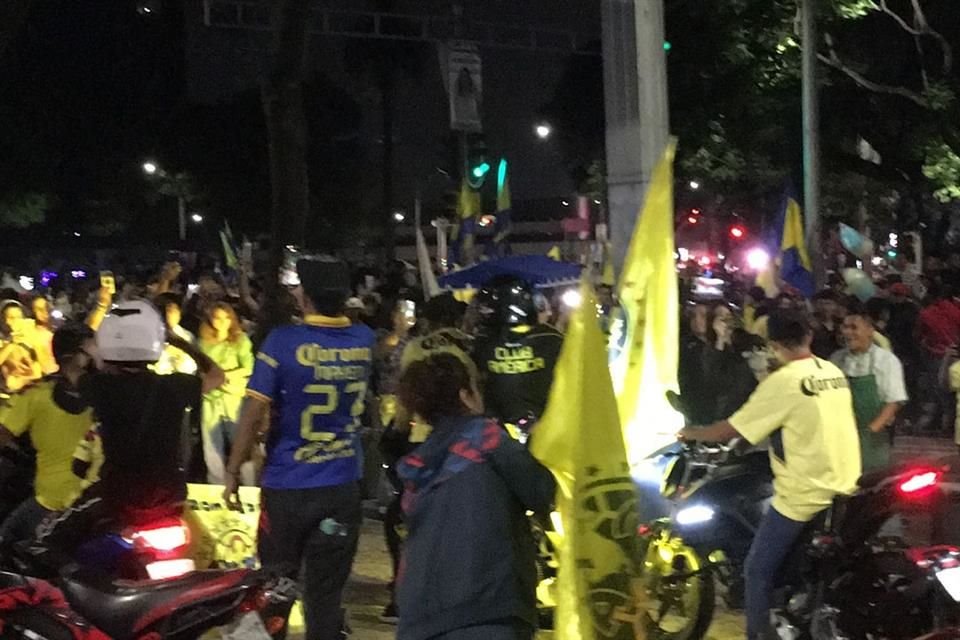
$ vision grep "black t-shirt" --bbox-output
[81,371,201,494]
[473,324,563,423]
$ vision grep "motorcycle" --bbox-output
[637,439,772,640]
[0,565,297,639]
[642,455,958,640]
[770,465,958,640]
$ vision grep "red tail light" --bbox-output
[127,518,191,558]
[145,559,196,580]
[898,469,941,497]
[134,524,190,551]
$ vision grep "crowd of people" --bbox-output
[680,257,960,452]
[0,255,567,640]
[1,245,960,640]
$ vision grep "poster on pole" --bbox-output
[440,40,483,132]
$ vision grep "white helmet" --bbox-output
[97,300,165,363]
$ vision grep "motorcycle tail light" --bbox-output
[897,469,941,497]
[133,523,190,552]
[145,558,196,580]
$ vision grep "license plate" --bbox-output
[937,566,960,602]
[219,611,272,640]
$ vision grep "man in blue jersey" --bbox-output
[223,258,375,640]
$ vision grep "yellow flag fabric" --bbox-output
[183,483,305,632]
[457,178,481,220]
[547,245,562,261]
[754,259,780,298]
[611,140,682,462]
[601,242,616,287]
[781,197,812,270]
[531,280,643,640]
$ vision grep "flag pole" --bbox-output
[801,0,824,289]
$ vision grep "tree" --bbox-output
[0,0,33,61]
[343,1,431,260]
[261,0,312,308]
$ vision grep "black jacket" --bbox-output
[395,416,555,640]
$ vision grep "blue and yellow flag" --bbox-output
[220,229,239,270]
[776,189,815,297]
[450,178,480,265]
[610,140,682,462]
[531,280,642,640]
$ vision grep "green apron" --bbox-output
[846,351,890,472]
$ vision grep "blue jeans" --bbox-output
[744,507,808,639]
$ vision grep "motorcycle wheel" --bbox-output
[642,534,715,640]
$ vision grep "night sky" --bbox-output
[0,0,602,257]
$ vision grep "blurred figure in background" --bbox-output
[345,297,366,325]
[199,302,255,484]
[30,295,58,375]
[152,293,198,376]
[0,301,42,394]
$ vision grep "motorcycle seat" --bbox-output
[60,568,252,638]
[0,570,32,590]
[857,468,891,490]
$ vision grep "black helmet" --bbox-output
[52,322,95,366]
[476,275,538,328]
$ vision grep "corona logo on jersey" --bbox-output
[487,344,546,374]
[294,344,371,381]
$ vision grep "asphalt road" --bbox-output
[329,437,960,640]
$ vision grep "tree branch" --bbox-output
[817,31,930,107]
[870,0,952,74]
[911,0,953,73]
[870,0,922,36]
[818,49,929,107]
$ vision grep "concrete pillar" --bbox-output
[601,0,670,271]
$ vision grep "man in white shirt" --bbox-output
[831,301,908,471]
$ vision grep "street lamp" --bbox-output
[142,160,187,241]
[392,211,406,223]
[535,123,552,140]
[191,213,204,223]
[689,180,701,190]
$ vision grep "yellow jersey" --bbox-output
[1,379,93,510]
[730,356,861,522]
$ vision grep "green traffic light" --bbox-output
[472,162,491,179]
[663,41,672,51]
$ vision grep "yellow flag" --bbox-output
[457,178,481,219]
[601,242,616,287]
[531,280,643,640]
[547,245,562,261]
[610,140,682,462]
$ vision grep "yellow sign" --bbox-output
[184,483,305,631]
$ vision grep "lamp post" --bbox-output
[142,161,188,242]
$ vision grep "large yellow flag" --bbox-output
[610,140,682,463]
[531,280,643,640]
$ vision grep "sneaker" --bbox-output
[379,602,399,624]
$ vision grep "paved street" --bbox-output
[337,437,959,640]
[341,518,746,640]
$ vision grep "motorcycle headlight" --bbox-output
[675,505,715,526]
